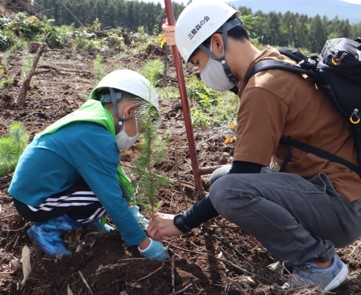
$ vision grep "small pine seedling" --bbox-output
[93,54,107,83]
[0,122,29,176]
[131,99,170,218]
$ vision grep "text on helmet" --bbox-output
[188,16,210,40]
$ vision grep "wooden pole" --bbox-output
[163,0,204,194]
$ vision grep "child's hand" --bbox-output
[129,205,149,230]
[138,237,167,261]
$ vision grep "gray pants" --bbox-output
[209,167,361,265]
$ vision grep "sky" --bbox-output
[140,0,219,5]
[140,0,361,5]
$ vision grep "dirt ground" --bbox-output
[1,41,361,295]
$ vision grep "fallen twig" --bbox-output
[95,262,129,275]
[176,180,195,191]
[7,233,21,252]
[170,254,175,293]
[118,257,147,262]
[0,272,14,275]
[6,223,29,233]
[350,240,361,256]
[172,283,193,295]
[137,263,165,282]
[0,213,19,221]
[37,65,93,76]
[0,195,12,200]
[174,143,188,210]
[225,277,248,295]
[166,242,274,284]
[78,271,94,295]
[209,233,256,271]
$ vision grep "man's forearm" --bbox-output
[175,195,219,232]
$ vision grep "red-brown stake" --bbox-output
[164,0,205,192]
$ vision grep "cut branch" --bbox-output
[174,143,188,210]
[16,42,47,107]
[137,263,165,281]
[172,283,193,295]
[78,271,94,295]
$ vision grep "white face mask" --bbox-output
[116,121,139,150]
[199,40,236,91]
[200,57,235,91]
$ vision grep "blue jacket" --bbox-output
[9,100,146,246]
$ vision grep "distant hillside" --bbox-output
[229,0,361,23]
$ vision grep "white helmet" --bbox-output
[89,69,160,115]
[175,1,239,63]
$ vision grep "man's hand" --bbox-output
[138,237,167,261]
[148,212,182,241]
[129,205,149,230]
[162,22,176,46]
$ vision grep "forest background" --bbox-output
[30,0,361,53]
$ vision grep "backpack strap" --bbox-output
[280,138,361,176]
[244,59,318,83]
[277,48,307,63]
[245,59,361,176]
[279,144,293,172]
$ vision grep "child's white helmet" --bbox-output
[89,69,160,115]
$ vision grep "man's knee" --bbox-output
[209,174,239,215]
[209,165,231,186]
[209,173,261,216]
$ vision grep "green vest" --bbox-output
[39,99,136,205]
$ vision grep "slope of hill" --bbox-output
[230,0,361,23]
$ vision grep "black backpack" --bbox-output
[244,37,361,175]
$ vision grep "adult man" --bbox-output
[148,1,361,291]
[9,69,167,261]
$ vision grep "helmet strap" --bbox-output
[199,18,242,85]
[109,88,128,126]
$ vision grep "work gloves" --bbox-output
[129,205,149,230]
[129,206,166,260]
[138,238,167,261]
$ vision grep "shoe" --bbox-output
[282,253,348,293]
[27,215,81,257]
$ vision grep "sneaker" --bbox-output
[282,253,349,293]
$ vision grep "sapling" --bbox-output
[131,89,170,218]
[0,121,29,176]
[139,59,163,86]
[21,44,32,84]
[93,54,107,83]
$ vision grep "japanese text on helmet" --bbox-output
[188,16,210,40]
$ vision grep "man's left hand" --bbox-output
[148,212,182,241]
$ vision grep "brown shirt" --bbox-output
[234,46,361,202]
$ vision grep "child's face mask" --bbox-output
[116,120,139,150]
